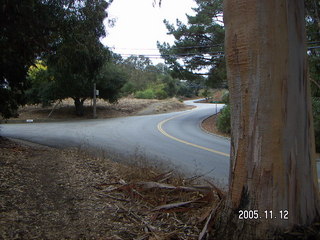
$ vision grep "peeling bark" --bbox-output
[216,0,320,238]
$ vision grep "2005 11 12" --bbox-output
[239,210,289,220]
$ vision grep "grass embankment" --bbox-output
[6,97,191,122]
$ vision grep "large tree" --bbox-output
[211,0,320,239]
[1,0,118,117]
[47,0,122,116]
[0,0,62,118]
[157,0,225,87]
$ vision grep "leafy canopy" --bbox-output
[157,0,225,88]
[0,0,62,117]
[1,0,116,117]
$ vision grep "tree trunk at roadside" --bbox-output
[74,98,85,116]
[212,0,320,239]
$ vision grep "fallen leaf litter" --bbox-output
[0,137,223,239]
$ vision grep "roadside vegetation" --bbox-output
[2,0,320,239]
[26,54,204,103]
[4,97,190,122]
[0,137,223,239]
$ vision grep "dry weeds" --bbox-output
[0,138,222,239]
[11,97,191,121]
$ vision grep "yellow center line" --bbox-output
[157,111,230,157]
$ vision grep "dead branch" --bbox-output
[152,171,173,182]
[198,200,223,240]
[151,200,195,212]
[205,180,225,200]
[136,181,212,193]
[97,193,130,202]
[47,100,62,118]
[310,77,320,90]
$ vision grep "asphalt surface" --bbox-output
[0,100,230,184]
[1,100,319,186]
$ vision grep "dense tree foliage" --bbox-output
[1,0,118,117]
[157,0,225,88]
[114,54,199,99]
[0,0,61,118]
[25,60,55,107]
[47,0,116,116]
[305,0,320,151]
[120,55,158,94]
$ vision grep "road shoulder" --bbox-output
[0,137,218,239]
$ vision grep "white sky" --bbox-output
[101,0,197,64]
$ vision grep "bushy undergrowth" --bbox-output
[134,83,169,100]
[135,88,156,99]
[216,90,231,134]
[216,98,320,152]
[221,90,229,104]
[216,104,231,134]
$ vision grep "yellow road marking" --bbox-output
[157,112,230,157]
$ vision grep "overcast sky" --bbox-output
[101,0,197,64]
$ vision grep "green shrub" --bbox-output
[216,104,231,134]
[221,90,229,104]
[201,88,209,99]
[176,83,193,98]
[161,75,177,97]
[134,83,170,100]
[155,89,168,100]
[25,60,55,106]
[313,97,320,152]
[135,89,155,99]
[121,82,135,95]
[215,99,320,149]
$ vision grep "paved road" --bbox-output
[1,100,319,186]
[0,100,230,184]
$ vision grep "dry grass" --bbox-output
[12,97,191,121]
[0,138,222,239]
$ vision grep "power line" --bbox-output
[110,43,223,51]
[171,44,223,50]
[119,51,224,57]
[308,46,320,50]
[308,41,320,45]
[112,44,320,61]
[112,42,318,52]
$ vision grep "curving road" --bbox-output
[1,100,320,186]
[0,100,231,184]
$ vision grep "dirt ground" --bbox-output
[0,137,221,240]
[9,97,192,122]
[201,114,230,139]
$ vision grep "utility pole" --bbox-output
[93,83,97,118]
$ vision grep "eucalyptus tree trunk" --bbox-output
[216,0,320,238]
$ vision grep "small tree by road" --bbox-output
[47,0,125,116]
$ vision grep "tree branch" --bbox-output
[310,77,320,90]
